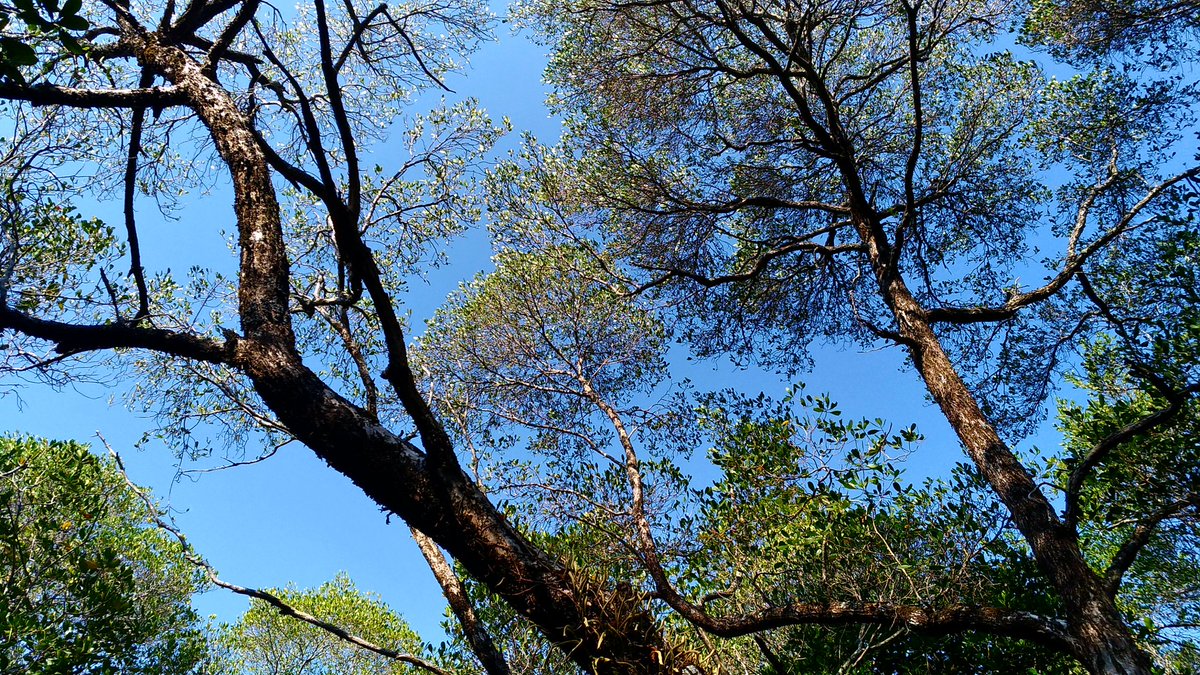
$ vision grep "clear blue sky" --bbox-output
[0,3,1061,645]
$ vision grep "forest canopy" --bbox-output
[0,0,1198,673]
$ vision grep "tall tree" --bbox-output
[0,1,676,671]
[0,1,1197,674]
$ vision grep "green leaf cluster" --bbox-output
[1055,225,1200,668]
[0,436,207,674]
[1022,0,1200,64]
[0,0,89,82]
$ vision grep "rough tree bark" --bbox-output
[116,14,679,675]
[707,2,1159,662]
[861,226,1153,675]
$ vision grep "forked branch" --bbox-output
[927,165,1200,325]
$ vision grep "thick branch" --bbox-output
[128,19,294,346]
[0,83,187,109]
[412,528,512,675]
[0,305,232,363]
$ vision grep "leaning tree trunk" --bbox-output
[880,273,1152,675]
[123,26,681,675]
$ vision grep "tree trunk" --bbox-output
[117,12,1151,675]
[881,277,1151,675]
[1070,594,1155,675]
[412,527,512,675]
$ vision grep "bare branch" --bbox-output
[0,305,233,363]
[123,69,155,320]
[1104,494,1200,595]
[928,165,1200,325]
[411,528,511,675]
[104,440,452,675]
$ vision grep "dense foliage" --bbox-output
[0,437,206,674]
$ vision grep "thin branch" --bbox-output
[753,635,788,673]
[180,440,286,476]
[123,68,154,320]
[103,439,451,675]
[1064,384,1200,528]
[1104,494,1200,595]
[637,239,860,289]
[251,17,338,191]
[840,628,904,675]
[168,0,245,39]
[628,194,849,218]
[282,1,455,464]
[579,367,1070,648]
[381,7,454,92]
[314,0,362,215]
[312,303,379,418]
[334,2,391,73]
[99,268,123,318]
[1077,272,1139,346]
[891,0,925,272]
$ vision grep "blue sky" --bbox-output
[0,2,1063,646]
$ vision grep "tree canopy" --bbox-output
[0,435,454,675]
[0,0,1198,673]
[0,436,207,674]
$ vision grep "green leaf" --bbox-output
[58,14,87,31]
[1,38,37,66]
